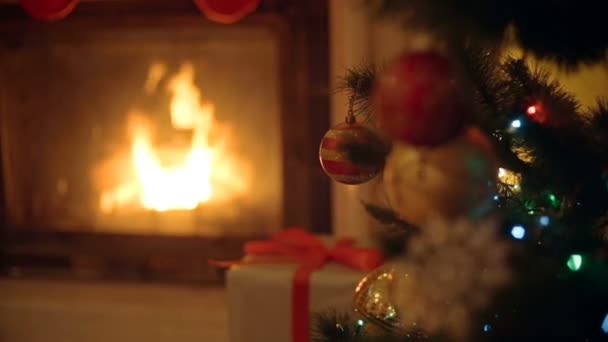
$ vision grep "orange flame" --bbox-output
[98,63,249,213]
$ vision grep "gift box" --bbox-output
[222,228,384,342]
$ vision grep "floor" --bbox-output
[0,278,228,342]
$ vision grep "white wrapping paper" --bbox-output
[227,263,365,342]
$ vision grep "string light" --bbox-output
[511,225,526,239]
[492,130,504,141]
[547,193,559,208]
[355,319,365,335]
[566,254,583,271]
[511,119,522,128]
[602,313,608,334]
[483,323,492,332]
[539,215,550,227]
[526,105,537,115]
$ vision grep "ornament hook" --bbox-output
[345,94,356,124]
[345,79,364,125]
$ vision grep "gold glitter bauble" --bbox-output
[383,126,496,227]
[353,263,405,333]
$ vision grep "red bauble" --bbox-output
[319,122,386,185]
[193,0,260,24]
[20,0,78,21]
[373,51,468,147]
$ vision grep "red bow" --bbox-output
[213,227,384,342]
[242,227,384,271]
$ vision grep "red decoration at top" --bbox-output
[373,51,468,146]
[20,0,78,21]
[193,0,261,24]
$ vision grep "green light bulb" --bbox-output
[547,193,559,207]
[524,200,536,210]
[567,254,583,271]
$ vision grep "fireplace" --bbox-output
[0,0,330,283]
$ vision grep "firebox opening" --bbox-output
[1,26,283,237]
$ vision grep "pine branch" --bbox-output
[493,57,608,251]
[589,97,608,129]
[361,202,417,233]
[501,57,591,190]
[502,57,581,126]
[585,97,608,164]
[461,47,529,174]
[311,310,361,342]
[311,310,429,342]
[461,46,504,116]
[336,64,377,119]
[361,202,418,256]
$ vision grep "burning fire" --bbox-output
[97,63,249,213]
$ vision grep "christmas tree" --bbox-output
[314,1,608,340]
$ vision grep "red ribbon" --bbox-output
[212,227,384,342]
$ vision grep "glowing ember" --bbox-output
[98,63,249,213]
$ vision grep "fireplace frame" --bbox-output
[0,0,330,284]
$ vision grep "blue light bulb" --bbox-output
[511,225,526,239]
[539,215,550,227]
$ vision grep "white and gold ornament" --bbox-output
[383,126,496,227]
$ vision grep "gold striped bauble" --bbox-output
[319,122,385,185]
